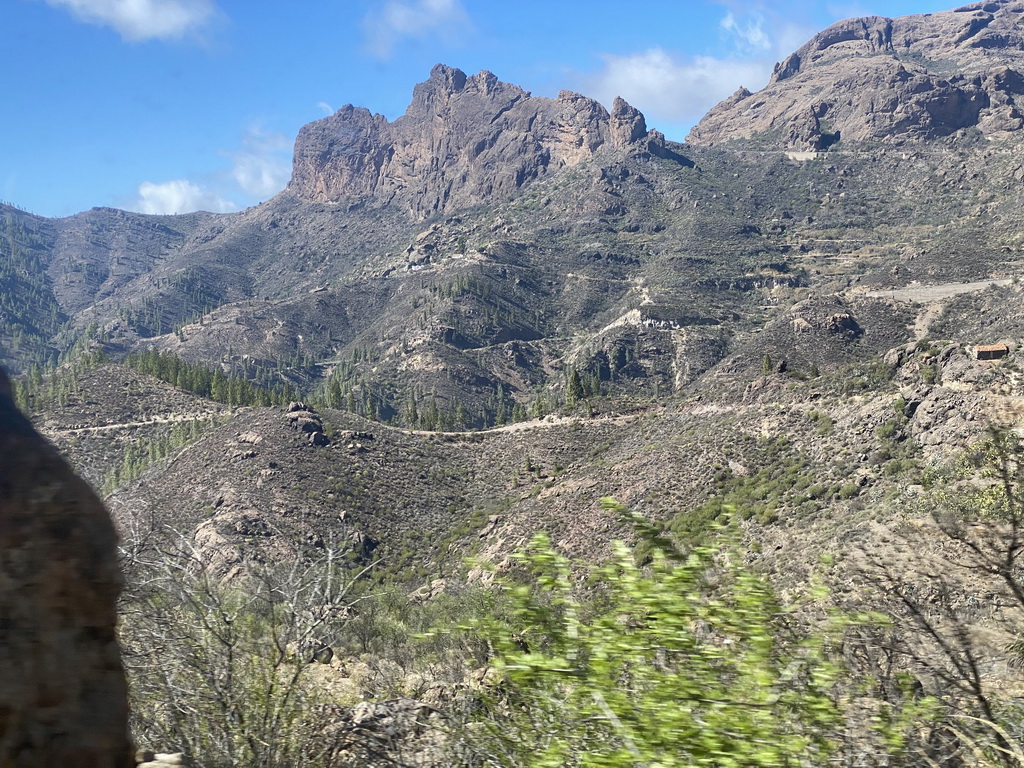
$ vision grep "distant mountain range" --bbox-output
[8,0,1024,581]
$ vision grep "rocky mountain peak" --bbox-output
[689,0,1024,149]
[405,64,525,119]
[771,16,896,83]
[288,65,666,219]
[610,96,650,144]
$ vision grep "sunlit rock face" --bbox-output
[289,64,666,219]
[689,0,1024,149]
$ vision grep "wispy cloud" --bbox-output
[720,11,771,52]
[583,48,771,126]
[226,124,291,199]
[713,2,821,56]
[316,101,335,116]
[129,123,292,214]
[773,20,820,57]
[134,179,236,215]
[42,0,218,42]
[362,0,471,60]
[581,8,817,132]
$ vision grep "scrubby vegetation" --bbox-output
[466,521,858,767]
[119,453,1024,767]
[99,416,224,492]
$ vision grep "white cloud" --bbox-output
[581,6,820,132]
[316,101,335,116]
[362,0,471,60]
[585,48,771,126]
[42,0,217,42]
[720,11,771,52]
[127,124,291,215]
[226,125,291,198]
[713,3,820,57]
[134,179,237,215]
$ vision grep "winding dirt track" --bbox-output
[855,277,1014,340]
[44,412,220,436]
[860,278,1012,303]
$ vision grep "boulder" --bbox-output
[825,313,864,338]
[308,431,331,446]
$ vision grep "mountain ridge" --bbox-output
[689,0,1024,148]
[6,1,1024,472]
[288,63,672,219]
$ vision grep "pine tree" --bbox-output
[454,402,469,430]
[567,368,585,407]
[405,392,419,427]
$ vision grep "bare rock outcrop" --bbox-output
[285,402,330,445]
[289,64,668,218]
[689,0,1024,148]
[0,368,133,767]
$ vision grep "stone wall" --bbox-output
[0,369,133,767]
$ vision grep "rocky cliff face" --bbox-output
[289,64,667,218]
[0,368,133,767]
[689,0,1024,148]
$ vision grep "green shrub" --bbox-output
[876,417,903,441]
[838,483,860,500]
[462,501,918,768]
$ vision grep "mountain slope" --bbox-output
[67,0,1024,581]
[689,0,1024,148]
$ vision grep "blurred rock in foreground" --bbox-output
[0,368,133,767]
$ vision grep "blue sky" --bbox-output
[2,0,955,218]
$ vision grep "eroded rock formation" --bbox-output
[689,0,1024,148]
[0,368,133,767]
[289,64,668,218]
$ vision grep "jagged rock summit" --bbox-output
[689,0,1024,149]
[289,64,668,219]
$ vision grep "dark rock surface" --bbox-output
[0,367,133,767]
